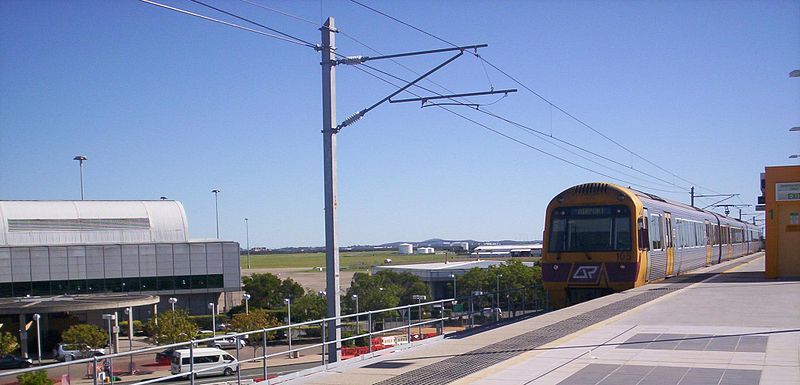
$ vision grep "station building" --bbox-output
[0,200,241,357]
[372,260,535,299]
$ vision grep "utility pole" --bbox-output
[690,186,694,207]
[320,17,341,364]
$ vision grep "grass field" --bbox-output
[241,250,539,271]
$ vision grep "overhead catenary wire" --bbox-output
[347,0,730,198]
[188,0,318,48]
[237,0,322,27]
[137,0,317,49]
[351,64,687,193]
[143,0,741,210]
[358,62,686,192]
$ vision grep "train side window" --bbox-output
[648,214,662,250]
[638,215,649,250]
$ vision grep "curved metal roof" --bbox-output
[0,200,189,246]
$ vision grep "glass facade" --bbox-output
[0,274,224,298]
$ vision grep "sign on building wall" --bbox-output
[776,182,800,201]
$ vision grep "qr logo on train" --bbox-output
[572,266,599,280]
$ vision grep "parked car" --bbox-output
[0,355,32,369]
[206,335,246,350]
[155,348,177,364]
[53,343,106,362]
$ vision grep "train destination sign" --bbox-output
[776,182,800,201]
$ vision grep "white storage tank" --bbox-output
[398,243,413,254]
[418,247,434,254]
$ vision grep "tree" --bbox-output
[456,260,543,316]
[292,291,326,322]
[242,273,305,309]
[145,310,198,345]
[229,309,280,356]
[61,324,106,356]
[0,332,19,355]
[17,370,52,385]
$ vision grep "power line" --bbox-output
[237,0,321,27]
[137,0,317,49]
[358,62,686,192]
[188,0,317,47]
[352,64,686,193]
[347,0,727,198]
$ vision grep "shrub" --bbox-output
[18,370,52,385]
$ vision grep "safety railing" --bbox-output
[0,290,546,385]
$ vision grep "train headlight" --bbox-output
[617,194,625,201]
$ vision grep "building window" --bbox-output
[123,277,141,292]
[175,275,191,290]
[156,276,174,291]
[207,275,223,288]
[140,277,157,291]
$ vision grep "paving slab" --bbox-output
[276,253,800,385]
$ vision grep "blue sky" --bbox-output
[1,0,798,248]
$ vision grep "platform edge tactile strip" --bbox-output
[373,257,760,385]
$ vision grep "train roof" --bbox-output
[559,182,756,229]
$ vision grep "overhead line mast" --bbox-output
[319,18,499,363]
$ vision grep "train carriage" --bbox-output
[542,182,762,308]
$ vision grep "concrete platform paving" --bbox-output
[278,253,800,385]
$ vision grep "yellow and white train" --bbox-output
[541,182,762,307]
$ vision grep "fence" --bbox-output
[0,289,547,385]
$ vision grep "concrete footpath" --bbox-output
[277,253,800,385]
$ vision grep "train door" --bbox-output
[704,220,712,266]
[664,212,675,276]
[674,219,684,275]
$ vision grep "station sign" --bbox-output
[776,182,800,201]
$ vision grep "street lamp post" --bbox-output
[73,155,87,200]
[352,294,359,335]
[101,314,116,385]
[208,303,216,337]
[123,308,134,373]
[450,273,457,299]
[245,218,251,269]
[242,293,251,314]
[32,314,41,366]
[168,297,177,311]
[211,189,221,239]
[284,298,292,357]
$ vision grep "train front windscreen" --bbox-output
[548,205,632,252]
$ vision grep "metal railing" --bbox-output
[0,291,546,385]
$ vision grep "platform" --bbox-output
[277,253,800,385]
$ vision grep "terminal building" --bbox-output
[0,200,241,356]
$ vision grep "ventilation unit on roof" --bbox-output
[573,183,609,194]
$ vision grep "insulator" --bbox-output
[340,111,364,128]
[339,56,366,65]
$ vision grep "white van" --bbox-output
[170,348,238,378]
